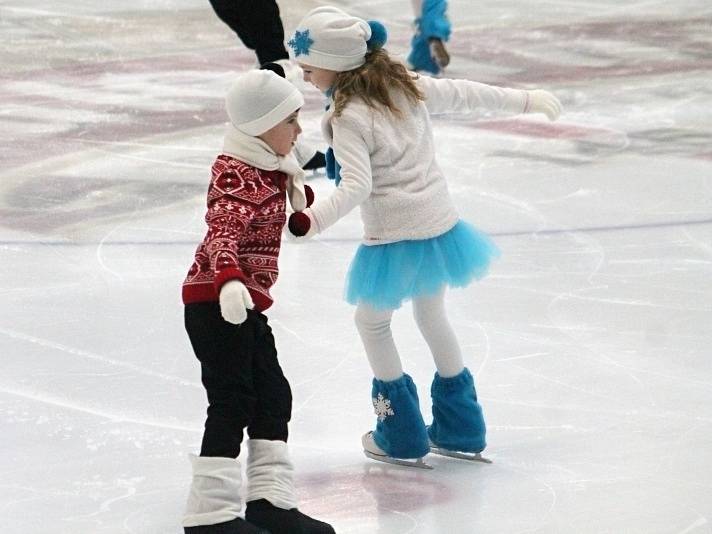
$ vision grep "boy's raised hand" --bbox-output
[219,280,253,325]
[526,90,562,121]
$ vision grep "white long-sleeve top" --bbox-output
[310,75,528,245]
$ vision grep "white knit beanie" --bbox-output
[225,70,304,136]
[288,6,372,72]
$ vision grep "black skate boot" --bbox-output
[183,455,271,533]
[301,150,326,171]
[185,517,269,534]
[244,440,336,534]
[246,499,335,534]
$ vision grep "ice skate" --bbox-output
[185,517,268,534]
[246,499,335,534]
[302,150,326,180]
[362,431,432,469]
[183,455,269,534]
[292,138,326,177]
[244,439,335,534]
[428,438,492,463]
[428,368,490,463]
[428,38,450,70]
[362,374,432,468]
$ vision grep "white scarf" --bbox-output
[320,93,335,146]
[222,124,308,211]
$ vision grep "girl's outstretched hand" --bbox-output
[525,90,562,121]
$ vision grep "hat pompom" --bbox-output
[288,211,311,237]
[366,20,388,50]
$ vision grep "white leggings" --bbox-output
[354,289,464,381]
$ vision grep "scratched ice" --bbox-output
[1,1,711,533]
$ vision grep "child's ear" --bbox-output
[260,62,286,79]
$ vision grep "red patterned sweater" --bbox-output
[182,155,289,312]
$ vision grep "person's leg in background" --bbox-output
[408,0,452,75]
[208,0,288,64]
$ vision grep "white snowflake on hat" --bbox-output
[372,393,395,422]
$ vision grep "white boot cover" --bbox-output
[246,439,298,510]
[183,454,243,527]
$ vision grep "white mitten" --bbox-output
[219,280,253,325]
[525,90,562,121]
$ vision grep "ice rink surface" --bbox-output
[2,1,711,532]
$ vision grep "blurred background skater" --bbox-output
[208,0,326,171]
[408,0,451,75]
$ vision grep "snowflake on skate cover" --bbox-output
[364,392,433,469]
[372,393,395,422]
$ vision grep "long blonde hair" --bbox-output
[331,48,424,118]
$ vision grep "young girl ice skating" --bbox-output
[286,7,562,467]
[181,67,334,533]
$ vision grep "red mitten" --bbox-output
[304,184,315,207]
[288,211,311,236]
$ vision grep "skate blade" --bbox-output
[429,447,493,463]
[428,39,450,69]
[305,169,326,180]
[364,449,433,469]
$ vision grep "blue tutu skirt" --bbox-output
[345,220,500,310]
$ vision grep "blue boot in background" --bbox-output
[407,0,452,74]
[428,368,491,462]
[362,374,431,468]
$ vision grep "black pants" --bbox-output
[209,0,289,65]
[185,303,292,458]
